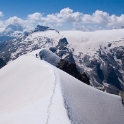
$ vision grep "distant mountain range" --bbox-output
[0,24,124,95]
[0,24,25,42]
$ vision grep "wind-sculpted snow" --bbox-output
[0,51,124,124]
[39,49,60,66]
[56,68,124,124]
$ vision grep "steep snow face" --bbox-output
[0,51,124,124]
[58,68,124,124]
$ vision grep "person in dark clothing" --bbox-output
[119,91,124,106]
[36,54,38,58]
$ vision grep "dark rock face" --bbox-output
[49,38,75,63]
[33,25,59,33]
[0,58,6,69]
[38,49,90,85]
[34,25,50,32]
[57,59,90,85]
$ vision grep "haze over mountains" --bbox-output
[0,24,124,95]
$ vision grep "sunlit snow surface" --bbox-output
[0,50,124,124]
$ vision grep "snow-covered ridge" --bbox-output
[0,27,124,94]
[0,51,124,124]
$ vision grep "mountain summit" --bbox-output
[33,25,59,33]
[34,25,52,32]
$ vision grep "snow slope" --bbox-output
[0,50,70,124]
[0,49,124,124]
[58,69,124,124]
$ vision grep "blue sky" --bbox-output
[0,0,124,31]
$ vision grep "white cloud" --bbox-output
[92,10,110,24]
[28,12,44,21]
[41,8,124,30]
[0,11,4,17]
[108,14,124,28]
[6,16,23,25]
[3,16,33,31]
[0,8,124,31]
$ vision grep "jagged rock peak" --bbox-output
[57,59,90,85]
[33,25,59,33]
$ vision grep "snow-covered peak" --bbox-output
[5,24,24,32]
[1,24,25,37]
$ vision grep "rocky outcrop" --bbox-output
[49,38,75,63]
[75,44,124,95]
[33,25,59,33]
[57,59,90,85]
[0,58,6,69]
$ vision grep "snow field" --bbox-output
[0,52,70,124]
[56,67,124,124]
[0,50,124,124]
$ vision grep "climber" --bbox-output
[119,91,124,106]
[36,54,38,58]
